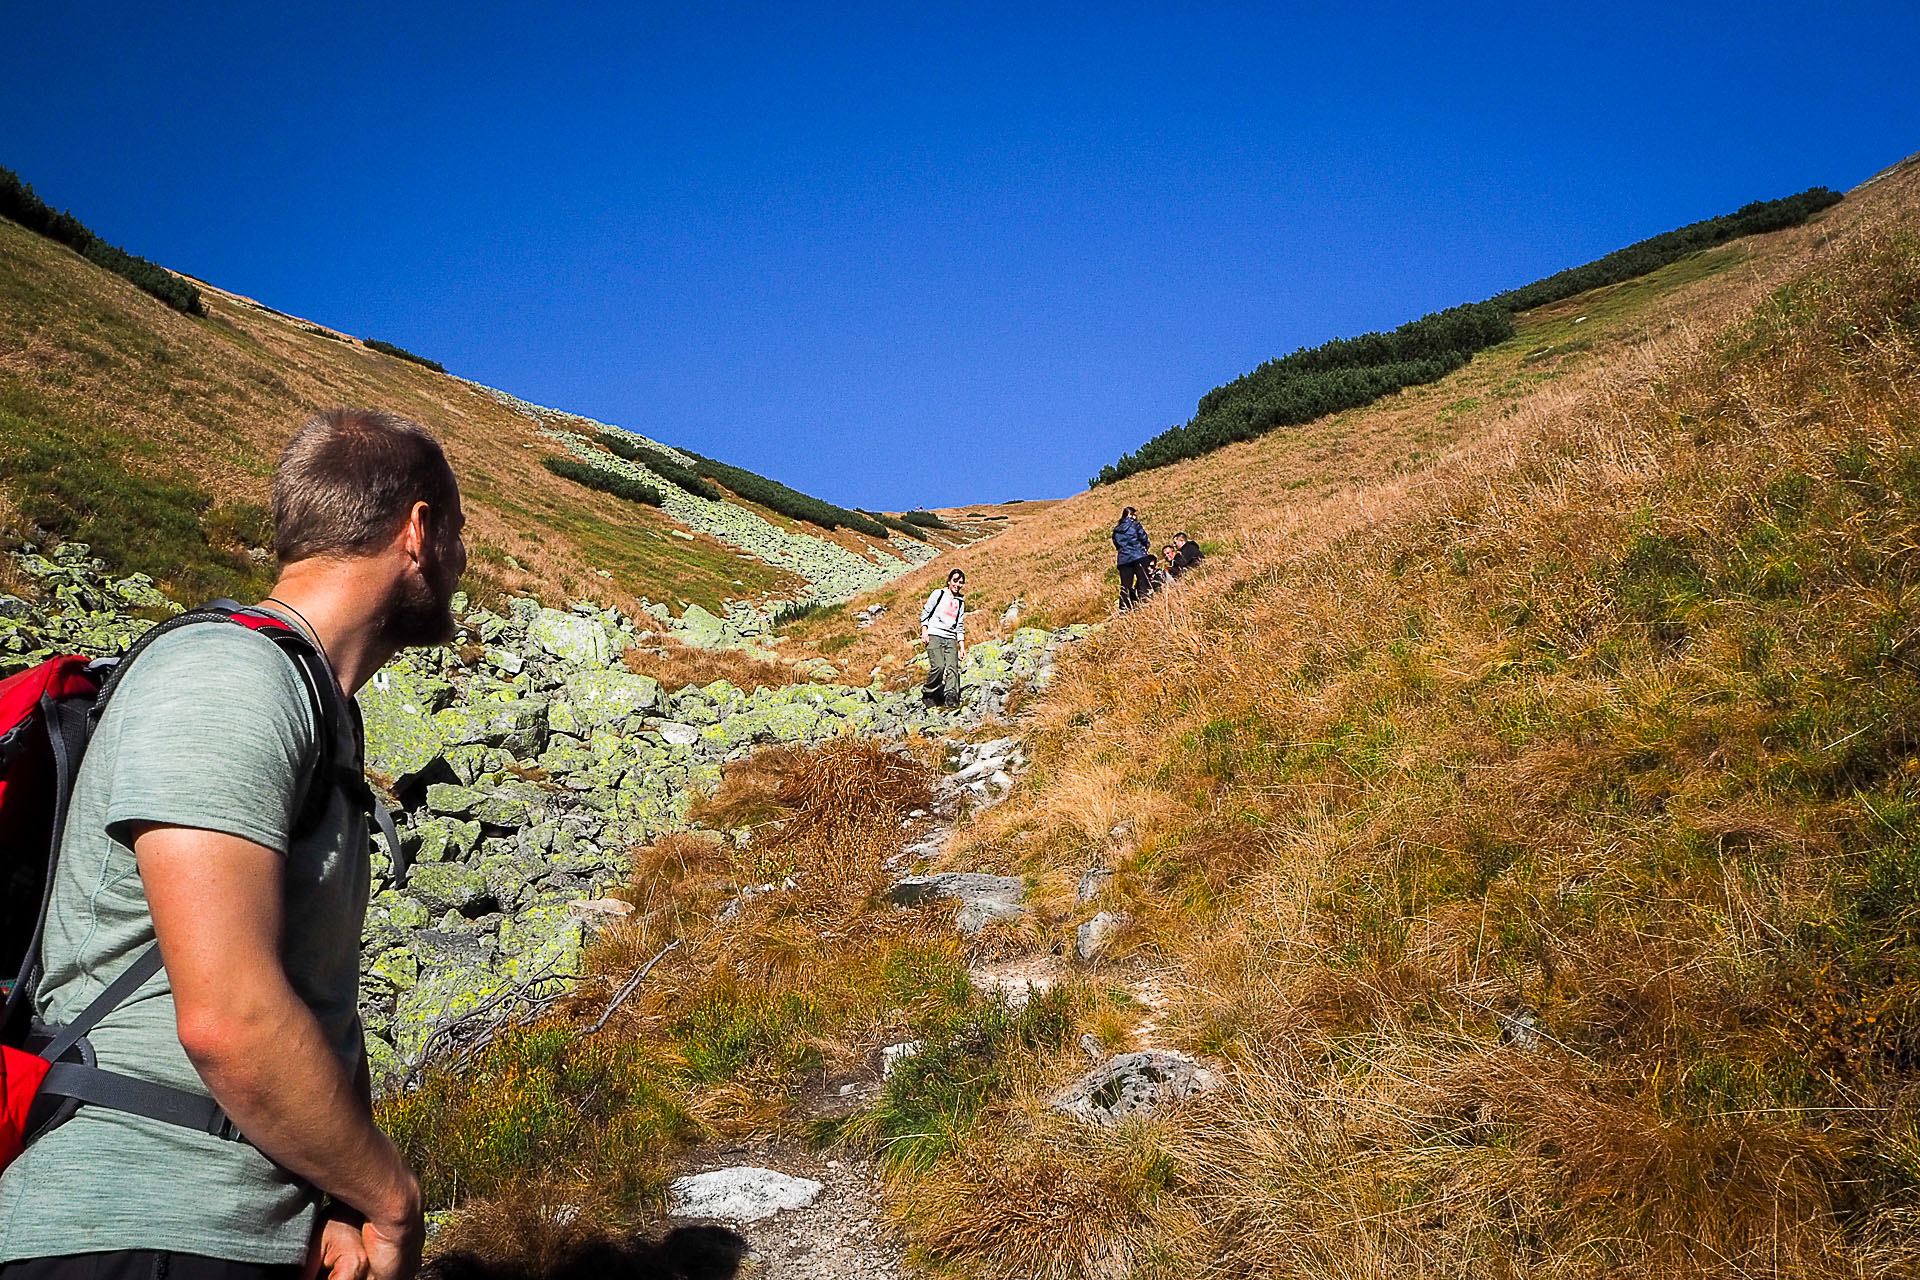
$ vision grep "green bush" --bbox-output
[864,511,930,541]
[679,450,891,537]
[594,432,724,500]
[0,166,203,317]
[363,338,446,374]
[771,600,838,626]
[1493,187,1843,312]
[1093,186,1845,486]
[541,455,662,506]
[902,510,953,530]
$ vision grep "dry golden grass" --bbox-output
[873,163,1920,1276]
[620,636,818,693]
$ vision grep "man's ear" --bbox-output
[400,500,433,564]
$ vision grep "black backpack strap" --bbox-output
[38,1061,240,1140]
[30,942,247,1143]
[41,943,164,1063]
[4,685,100,1037]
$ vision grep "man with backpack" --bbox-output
[919,568,967,707]
[0,409,464,1280]
[1112,507,1152,610]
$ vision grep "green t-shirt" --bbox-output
[0,614,370,1265]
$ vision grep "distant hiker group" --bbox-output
[1113,507,1202,610]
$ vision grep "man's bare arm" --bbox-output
[134,822,421,1278]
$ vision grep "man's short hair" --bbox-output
[273,408,457,564]
[1175,532,1190,541]
[1122,507,1136,518]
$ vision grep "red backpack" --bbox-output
[0,601,400,1168]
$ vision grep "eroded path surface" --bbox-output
[671,1144,908,1280]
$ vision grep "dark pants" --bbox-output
[0,1254,298,1280]
[1118,558,1153,609]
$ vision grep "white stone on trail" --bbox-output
[1076,910,1126,961]
[1051,1051,1222,1128]
[669,1167,824,1223]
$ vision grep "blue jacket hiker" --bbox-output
[1112,508,1153,610]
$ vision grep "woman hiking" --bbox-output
[920,568,967,707]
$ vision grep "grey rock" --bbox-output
[423,783,484,818]
[667,1167,823,1224]
[1051,1051,1222,1127]
[407,863,490,915]
[564,669,660,728]
[1075,867,1113,904]
[529,607,616,667]
[656,721,702,746]
[1076,911,1127,961]
[880,1040,922,1077]
[888,872,1027,935]
[886,872,1023,908]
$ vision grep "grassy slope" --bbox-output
[882,163,1920,1275]
[808,234,1825,679]
[387,160,1920,1277]
[0,220,924,609]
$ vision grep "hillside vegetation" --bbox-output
[364,152,1920,1277]
[1095,186,1844,486]
[0,200,931,612]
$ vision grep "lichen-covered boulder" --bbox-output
[529,607,615,668]
[563,669,660,729]
[763,703,820,743]
[435,697,550,758]
[423,783,484,818]
[406,862,489,915]
[391,964,504,1062]
[472,780,548,828]
[413,816,481,863]
[497,902,586,983]
[675,603,728,649]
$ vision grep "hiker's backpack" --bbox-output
[0,601,402,1170]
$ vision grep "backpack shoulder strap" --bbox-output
[93,603,402,872]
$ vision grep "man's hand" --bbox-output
[362,1203,425,1280]
[308,1214,372,1280]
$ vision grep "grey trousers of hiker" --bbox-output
[924,635,962,705]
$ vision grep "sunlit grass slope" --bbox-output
[0,220,920,608]
[896,154,1920,1276]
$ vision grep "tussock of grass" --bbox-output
[620,637,814,694]
[773,740,934,840]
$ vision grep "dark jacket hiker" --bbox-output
[1112,509,1153,610]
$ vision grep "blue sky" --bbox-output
[4,3,1917,508]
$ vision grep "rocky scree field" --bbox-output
[0,547,1087,1093]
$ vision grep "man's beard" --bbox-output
[378,545,459,649]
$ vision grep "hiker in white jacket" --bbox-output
[920,569,967,707]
